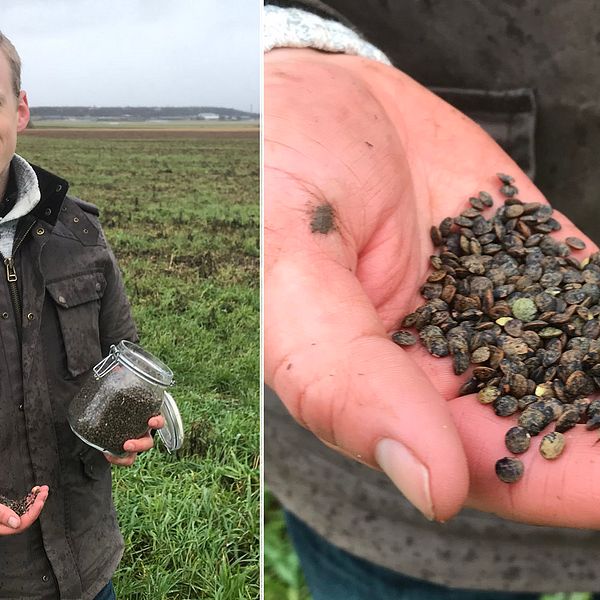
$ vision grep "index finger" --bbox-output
[450,395,600,528]
[148,415,164,429]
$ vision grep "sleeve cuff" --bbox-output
[264,5,391,66]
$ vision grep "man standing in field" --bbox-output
[0,32,163,599]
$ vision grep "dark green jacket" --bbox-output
[0,162,136,599]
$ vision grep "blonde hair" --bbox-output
[0,31,21,96]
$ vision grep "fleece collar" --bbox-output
[0,154,42,225]
[0,156,70,258]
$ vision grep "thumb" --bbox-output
[0,504,20,530]
[266,257,469,521]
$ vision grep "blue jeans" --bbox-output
[284,511,555,600]
[93,581,116,600]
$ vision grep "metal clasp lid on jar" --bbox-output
[93,340,175,386]
[93,348,120,380]
[159,391,184,452]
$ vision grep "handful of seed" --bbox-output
[393,173,600,483]
[0,486,41,517]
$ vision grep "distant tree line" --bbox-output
[29,106,259,120]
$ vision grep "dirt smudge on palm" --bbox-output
[310,202,336,234]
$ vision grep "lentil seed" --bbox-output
[478,386,501,405]
[512,298,538,322]
[539,431,566,459]
[391,330,417,346]
[493,395,519,417]
[479,191,494,207]
[555,407,580,433]
[495,457,524,483]
[430,226,443,247]
[505,426,531,454]
[566,237,586,250]
[471,346,491,363]
[500,184,519,197]
[497,173,515,185]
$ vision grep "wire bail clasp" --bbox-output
[93,344,120,380]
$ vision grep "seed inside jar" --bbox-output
[69,377,162,456]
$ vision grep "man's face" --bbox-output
[0,50,29,177]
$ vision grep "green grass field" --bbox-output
[17,128,259,599]
[264,491,311,600]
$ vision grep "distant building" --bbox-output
[197,112,220,120]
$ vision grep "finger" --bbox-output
[19,485,49,527]
[104,451,137,467]
[449,395,600,527]
[266,250,469,522]
[148,415,164,429]
[123,433,154,453]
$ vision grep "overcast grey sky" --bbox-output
[1,0,260,110]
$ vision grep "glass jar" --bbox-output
[68,340,184,457]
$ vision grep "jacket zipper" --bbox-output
[1,220,38,344]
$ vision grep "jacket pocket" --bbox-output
[46,272,107,377]
[79,446,109,481]
[430,87,537,180]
